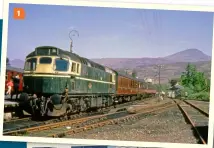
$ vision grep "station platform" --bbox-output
[4,95,20,108]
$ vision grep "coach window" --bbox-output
[55,58,69,71]
[24,58,37,71]
[39,57,52,64]
[71,62,76,72]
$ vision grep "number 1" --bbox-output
[13,8,25,20]
[17,10,20,16]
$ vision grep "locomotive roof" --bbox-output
[60,49,107,71]
[6,65,24,73]
[26,46,107,71]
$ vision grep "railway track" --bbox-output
[4,98,176,138]
[174,99,209,144]
[3,97,154,135]
[49,100,176,138]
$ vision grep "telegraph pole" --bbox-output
[69,30,79,53]
[155,64,164,93]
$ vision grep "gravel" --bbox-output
[65,106,198,144]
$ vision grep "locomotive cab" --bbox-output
[23,47,72,96]
[21,46,82,117]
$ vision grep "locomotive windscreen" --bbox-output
[24,58,37,71]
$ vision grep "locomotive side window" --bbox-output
[110,74,112,82]
[55,58,69,71]
[39,57,52,64]
[112,74,115,82]
[71,62,76,72]
[77,64,79,73]
[24,58,37,71]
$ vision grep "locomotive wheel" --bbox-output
[19,93,29,102]
[50,94,62,105]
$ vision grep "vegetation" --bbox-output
[170,63,210,101]
[6,57,10,66]
[132,69,137,78]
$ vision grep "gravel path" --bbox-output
[65,106,198,144]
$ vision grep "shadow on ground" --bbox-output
[192,126,208,144]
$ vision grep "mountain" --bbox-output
[10,59,25,69]
[164,48,211,62]
[91,58,171,69]
[92,49,211,69]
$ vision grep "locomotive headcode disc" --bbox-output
[88,83,92,89]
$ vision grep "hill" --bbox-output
[92,49,211,69]
[7,48,211,84]
[164,48,211,62]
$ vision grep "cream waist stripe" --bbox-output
[23,74,116,84]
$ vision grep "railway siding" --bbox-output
[175,99,209,144]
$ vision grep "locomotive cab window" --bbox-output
[24,58,37,71]
[39,57,52,64]
[55,58,69,71]
[71,62,76,72]
[50,48,58,55]
[36,48,50,55]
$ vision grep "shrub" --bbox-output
[187,91,210,101]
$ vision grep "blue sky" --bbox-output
[7,3,213,60]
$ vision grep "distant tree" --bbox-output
[132,69,137,78]
[169,79,177,87]
[180,63,209,92]
[6,57,10,66]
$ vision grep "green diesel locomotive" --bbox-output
[20,46,117,117]
[19,46,156,118]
